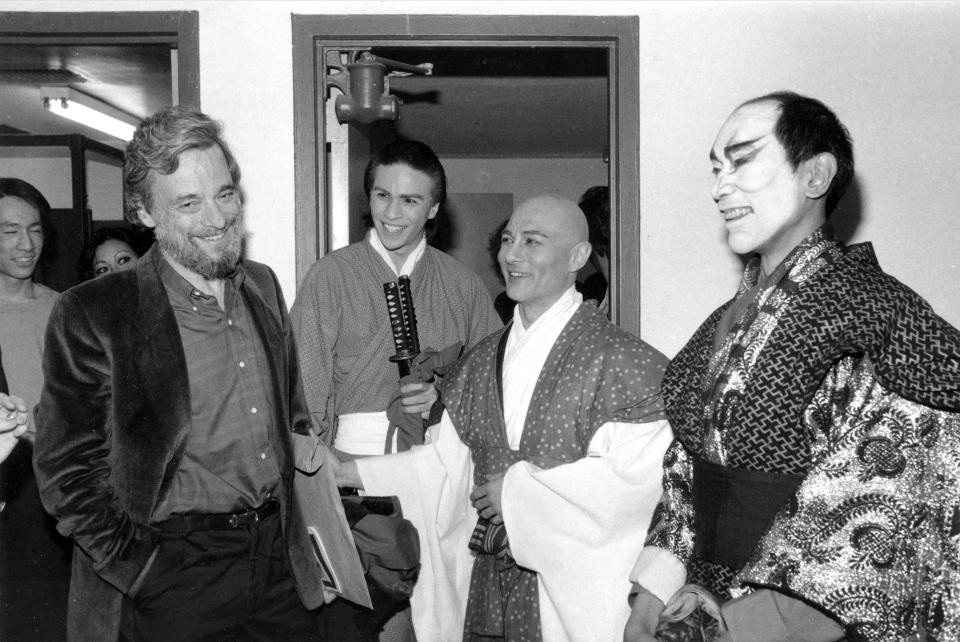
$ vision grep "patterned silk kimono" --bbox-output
[650,227,960,641]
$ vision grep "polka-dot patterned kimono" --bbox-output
[441,303,668,641]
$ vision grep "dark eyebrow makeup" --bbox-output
[709,135,767,163]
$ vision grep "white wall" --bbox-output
[9,0,959,357]
[1,150,74,208]
[636,1,960,355]
[0,149,122,219]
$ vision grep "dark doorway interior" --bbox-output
[293,15,640,331]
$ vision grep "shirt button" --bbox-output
[192,306,198,312]
[260,452,267,460]
[251,407,258,414]
[239,361,245,368]
[228,318,233,326]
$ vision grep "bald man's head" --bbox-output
[521,194,589,241]
[499,194,592,326]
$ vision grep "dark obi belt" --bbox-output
[692,457,803,570]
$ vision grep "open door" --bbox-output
[293,15,641,333]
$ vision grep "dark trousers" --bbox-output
[121,508,320,642]
[0,439,72,641]
[316,597,378,642]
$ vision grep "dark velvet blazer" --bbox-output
[34,246,322,641]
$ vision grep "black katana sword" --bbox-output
[383,275,420,377]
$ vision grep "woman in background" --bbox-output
[79,226,151,280]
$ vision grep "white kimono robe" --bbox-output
[357,288,671,641]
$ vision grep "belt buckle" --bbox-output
[228,507,259,529]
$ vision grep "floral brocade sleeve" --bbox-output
[737,356,960,641]
[646,438,698,565]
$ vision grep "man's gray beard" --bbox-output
[155,215,247,280]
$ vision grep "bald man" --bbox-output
[335,195,672,641]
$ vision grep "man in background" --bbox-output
[0,178,57,440]
[0,177,71,641]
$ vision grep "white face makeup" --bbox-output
[710,100,816,272]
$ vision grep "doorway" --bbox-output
[292,15,641,334]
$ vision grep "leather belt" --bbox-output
[157,500,279,534]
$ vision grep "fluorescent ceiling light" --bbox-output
[41,86,138,142]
